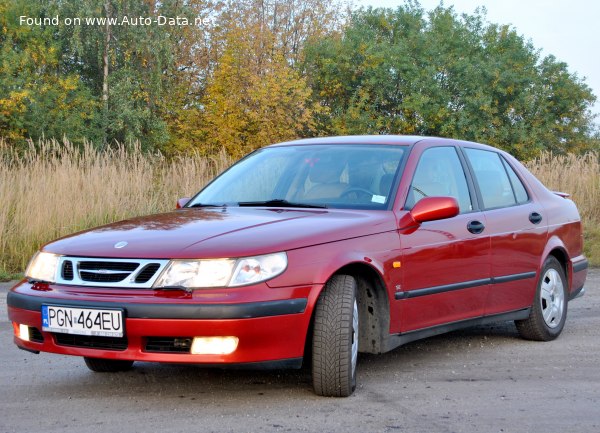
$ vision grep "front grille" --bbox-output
[29,327,44,343]
[55,257,169,288]
[79,271,130,283]
[54,333,128,351]
[145,337,192,353]
[79,261,139,272]
[135,264,161,283]
[62,260,73,280]
[79,261,138,283]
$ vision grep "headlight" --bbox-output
[25,251,61,283]
[229,252,287,286]
[153,252,287,289]
[154,259,235,288]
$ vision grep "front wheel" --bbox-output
[84,357,134,372]
[312,274,359,397]
[516,256,568,341]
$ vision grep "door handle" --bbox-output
[529,212,543,224]
[467,220,485,234]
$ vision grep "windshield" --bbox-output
[188,144,407,210]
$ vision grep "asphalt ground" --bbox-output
[1,270,598,433]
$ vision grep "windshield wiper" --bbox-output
[237,199,327,209]
[188,203,228,208]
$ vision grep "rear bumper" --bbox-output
[569,286,585,301]
[570,257,588,299]
[7,281,316,366]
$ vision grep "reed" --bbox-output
[525,152,599,224]
[525,152,599,265]
[0,139,231,274]
[0,141,598,275]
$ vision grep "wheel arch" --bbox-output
[548,247,569,279]
[541,236,571,291]
[331,262,391,354]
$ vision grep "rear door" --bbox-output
[396,144,491,332]
[462,148,547,315]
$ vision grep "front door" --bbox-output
[396,145,491,333]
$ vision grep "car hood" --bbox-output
[43,207,397,259]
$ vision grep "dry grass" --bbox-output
[526,152,600,266]
[0,139,231,274]
[0,141,598,275]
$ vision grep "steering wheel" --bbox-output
[340,187,374,200]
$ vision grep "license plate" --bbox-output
[42,305,124,337]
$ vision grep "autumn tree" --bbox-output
[303,4,597,158]
[166,0,344,155]
[201,25,324,157]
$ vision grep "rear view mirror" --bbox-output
[398,196,459,229]
[411,196,459,223]
[176,197,191,209]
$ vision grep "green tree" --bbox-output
[0,0,197,150]
[0,0,98,146]
[56,0,184,150]
[303,4,597,158]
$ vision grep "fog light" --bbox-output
[191,336,239,355]
[19,324,30,342]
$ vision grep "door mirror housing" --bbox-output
[176,197,191,209]
[398,196,459,229]
[411,196,459,223]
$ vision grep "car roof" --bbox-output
[269,135,425,147]
[268,135,503,151]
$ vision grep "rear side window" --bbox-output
[405,146,473,213]
[464,148,517,209]
[501,157,529,204]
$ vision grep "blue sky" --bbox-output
[357,0,600,119]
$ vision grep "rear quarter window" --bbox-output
[464,148,517,209]
[501,157,529,204]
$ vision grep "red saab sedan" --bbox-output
[8,136,588,397]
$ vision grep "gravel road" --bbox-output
[1,270,598,433]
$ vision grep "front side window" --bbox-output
[189,144,406,210]
[405,146,473,213]
[464,148,517,209]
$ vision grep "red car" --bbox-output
[8,136,588,397]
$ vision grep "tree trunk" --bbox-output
[102,0,111,146]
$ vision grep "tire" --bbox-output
[84,357,134,372]
[516,256,568,341]
[312,274,359,397]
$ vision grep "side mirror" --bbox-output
[398,196,459,229]
[411,196,459,223]
[176,197,191,209]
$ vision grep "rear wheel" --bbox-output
[84,357,134,372]
[312,274,359,397]
[516,256,568,341]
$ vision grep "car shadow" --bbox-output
[27,321,525,401]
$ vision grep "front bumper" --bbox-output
[8,281,317,366]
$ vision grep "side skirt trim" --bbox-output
[381,308,531,352]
